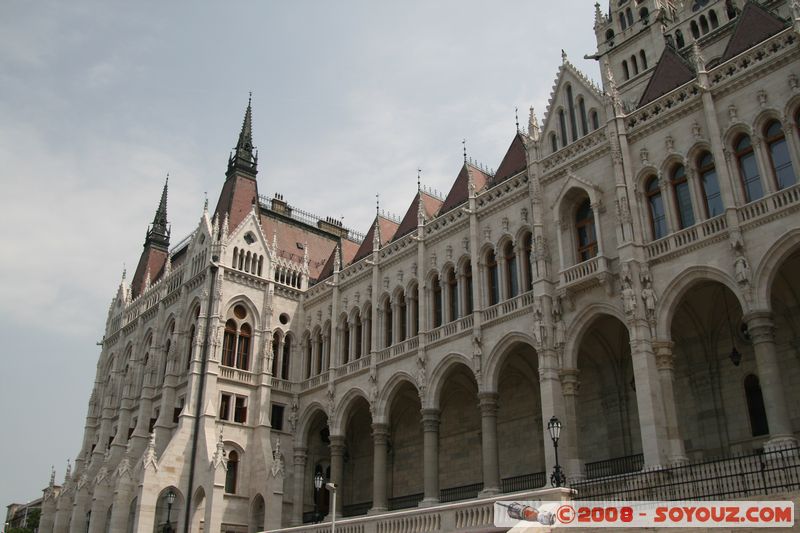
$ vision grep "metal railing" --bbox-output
[584,453,644,479]
[573,445,800,501]
[440,482,483,503]
[342,501,373,518]
[388,493,423,511]
[501,472,546,493]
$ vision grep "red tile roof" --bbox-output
[351,216,400,264]
[494,133,528,184]
[259,213,339,280]
[317,238,361,281]
[721,1,786,62]
[439,163,492,214]
[213,175,259,234]
[638,47,695,107]
[393,191,444,241]
[131,247,168,298]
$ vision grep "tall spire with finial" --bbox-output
[515,107,520,133]
[145,174,170,250]
[227,93,258,177]
[462,139,468,163]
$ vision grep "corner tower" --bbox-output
[131,176,170,297]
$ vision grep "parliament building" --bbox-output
[37,1,800,531]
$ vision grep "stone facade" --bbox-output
[37,1,800,532]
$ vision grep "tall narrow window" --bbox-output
[709,9,719,28]
[225,450,239,493]
[559,109,568,148]
[503,241,519,298]
[735,135,763,202]
[315,333,323,374]
[523,233,533,292]
[691,20,700,39]
[355,312,363,358]
[622,60,630,80]
[305,339,312,379]
[578,97,588,137]
[620,12,627,30]
[567,85,578,142]
[384,299,393,348]
[222,320,237,367]
[631,55,639,75]
[398,294,407,341]
[675,29,685,48]
[639,50,648,70]
[487,250,500,306]
[463,261,474,315]
[764,121,796,189]
[342,319,350,364]
[575,200,598,261]
[700,15,709,34]
[590,110,600,130]
[432,274,443,328]
[186,325,195,370]
[626,7,634,27]
[236,324,251,371]
[271,334,280,376]
[234,396,247,423]
[446,268,458,321]
[551,133,558,153]
[744,374,769,437]
[671,165,695,229]
[697,152,723,217]
[219,393,231,420]
[646,177,667,239]
[281,336,291,380]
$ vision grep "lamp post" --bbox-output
[547,416,566,487]
[164,490,176,533]
[325,482,337,533]
[314,472,324,523]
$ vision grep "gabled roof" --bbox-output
[721,1,787,62]
[131,247,169,298]
[259,213,338,280]
[493,133,528,184]
[439,162,492,215]
[392,191,444,241]
[541,54,604,139]
[638,46,696,106]
[351,216,400,265]
[318,238,361,280]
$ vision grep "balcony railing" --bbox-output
[645,215,728,261]
[218,366,255,384]
[559,255,609,289]
[270,377,293,393]
[300,370,329,391]
[584,453,645,479]
[336,355,371,378]
[738,182,800,226]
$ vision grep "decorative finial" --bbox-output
[49,465,56,487]
[417,168,422,191]
[515,107,520,132]
[562,49,568,63]
[463,139,468,163]
[203,192,208,213]
[691,40,705,72]
[376,193,380,215]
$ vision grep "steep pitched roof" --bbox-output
[351,216,400,264]
[317,238,361,281]
[638,47,696,106]
[493,133,528,184]
[439,162,492,215]
[721,1,787,62]
[131,247,169,298]
[392,191,444,241]
[259,213,338,280]
[541,54,604,141]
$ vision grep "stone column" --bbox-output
[371,423,389,513]
[329,435,346,516]
[291,447,307,526]
[591,201,604,256]
[752,137,777,194]
[420,408,440,506]
[560,369,583,481]
[652,341,688,464]
[478,392,501,496]
[744,311,798,449]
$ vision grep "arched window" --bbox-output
[709,9,719,28]
[566,85,578,142]
[397,293,407,342]
[590,110,600,130]
[671,164,695,229]
[575,199,598,261]
[646,176,667,240]
[605,28,615,44]
[523,233,533,292]
[550,133,558,153]
[305,336,312,379]
[355,311,363,358]
[186,325,195,370]
[271,333,280,376]
[383,298,393,348]
[225,450,239,493]
[236,324,251,371]
[691,20,700,39]
[726,0,737,20]
[486,250,500,306]
[735,134,763,202]
[432,274,443,328]
[744,374,769,437]
[631,55,639,75]
[700,15,709,34]
[619,12,627,30]
[281,336,292,379]
[626,7,634,27]
[639,50,648,70]
[446,268,458,321]
[675,30,685,48]
[222,320,237,367]
[639,6,649,22]
[697,152,723,217]
[764,120,796,189]
[342,317,350,364]
[503,241,518,298]
[622,60,630,81]
[578,97,588,137]
[558,109,568,148]
[315,332,324,374]
[463,260,474,315]
[232,247,238,269]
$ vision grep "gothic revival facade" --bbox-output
[38,1,800,531]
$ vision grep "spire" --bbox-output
[227,93,258,177]
[145,175,170,250]
[49,466,56,487]
[594,2,604,29]
[528,106,540,141]
[64,459,71,483]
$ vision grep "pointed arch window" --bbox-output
[630,55,639,76]
[590,110,600,130]
[671,164,695,229]
[550,133,558,153]
[486,250,500,306]
[503,241,519,298]
[305,337,313,379]
[566,85,578,142]
[699,15,709,34]
[446,267,458,321]
[222,320,237,367]
[355,311,363,358]
[383,298,393,348]
[225,450,239,493]
[271,333,280,376]
[697,152,723,217]
[735,134,763,202]
[622,60,630,80]
[281,335,292,379]
[523,233,533,292]
[463,260,474,315]
[764,120,796,190]
[186,325,195,370]
[675,29,685,48]
[558,109,568,148]
[639,50,648,70]
[691,20,700,39]
[646,177,667,240]
[432,274,443,328]
[578,97,588,137]
[575,199,598,261]
[709,9,719,29]
[342,318,350,364]
[315,332,324,374]
[744,374,769,437]
[397,293,407,341]
[236,324,251,371]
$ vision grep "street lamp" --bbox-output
[313,472,325,523]
[163,490,176,533]
[547,416,566,488]
[325,482,337,533]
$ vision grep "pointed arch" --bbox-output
[375,371,418,424]
[563,302,627,369]
[426,351,474,408]
[753,228,800,310]
[482,331,539,392]
[330,386,371,434]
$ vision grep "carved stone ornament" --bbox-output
[462,237,470,251]
[142,433,159,472]
[502,217,510,232]
[211,428,228,470]
[521,207,529,223]
[757,89,768,107]
[288,394,299,433]
[446,245,453,260]
[734,252,751,285]
[271,439,285,479]
[326,385,336,419]
[665,135,675,152]
[640,148,650,166]
[430,252,437,268]
[728,104,738,123]
[484,226,491,242]
[415,356,427,402]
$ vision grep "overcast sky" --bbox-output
[0,1,600,509]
